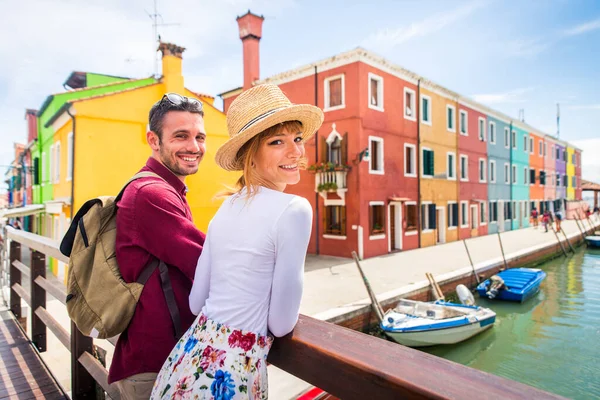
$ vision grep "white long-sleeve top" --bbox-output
[189,186,312,337]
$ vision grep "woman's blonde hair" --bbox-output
[218,120,306,201]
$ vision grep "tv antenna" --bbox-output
[146,0,180,76]
[518,108,525,122]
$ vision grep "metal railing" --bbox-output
[0,226,579,399]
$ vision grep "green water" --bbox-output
[423,248,600,399]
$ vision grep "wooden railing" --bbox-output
[0,226,575,399]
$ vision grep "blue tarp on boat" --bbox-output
[476,268,547,303]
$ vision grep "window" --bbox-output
[369,136,384,174]
[54,142,61,183]
[489,122,496,144]
[523,135,528,153]
[478,118,486,141]
[48,145,53,184]
[67,132,73,181]
[529,137,534,154]
[448,202,458,228]
[447,105,456,132]
[404,144,416,177]
[421,95,431,124]
[479,158,486,183]
[326,133,343,165]
[556,147,560,160]
[512,201,517,220]
[471,205,478,229]
[447,152,456,180]
[460,155,468,181]
[324,206,346,235]
[530,168,536,186]
[480,202,487,225]
[421,203,437,231]
[512,165,517,184]
[504,201,512,220]
[504,163,509,184]
[556,173,561,187]
[459,110,468,135]
[422,148,434,177]
[563,175,568,187]
[553,174,556,186]
[572,153,576,164]
[370,203,385,235]
[405,203,418,232]
[538,140,543,156]
[489,160,496,183]
[368,73,384,111]
[461,201,468,227]
[540,170,546,185]
[489,201,498,223]
[572,176,577,188]
[544,142,547,156]
[552,145,555,160]
[404,88,416,120]
[504,128,510,149]
[324,75,345,111]
[512,131,517,149]
[41,151,47,183]
[523,167,528,185]
[33,157,40,185]
[563,150,567,162]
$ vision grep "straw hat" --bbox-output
[215,84,324,171]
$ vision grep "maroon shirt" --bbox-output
[108,157,205,384]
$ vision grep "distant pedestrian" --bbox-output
[543,210,551,232]
[555,210,563,232]
[531,207,539,229]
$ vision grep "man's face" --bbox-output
[151,111,206,179]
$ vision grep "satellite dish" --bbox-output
[456,284,475,306]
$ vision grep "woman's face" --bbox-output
[253,127,305,191]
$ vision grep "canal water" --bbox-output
[423,247,600,399]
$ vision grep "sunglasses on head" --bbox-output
[160,93,203,111]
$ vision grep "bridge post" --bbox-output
[9,241,22,320]
[71,322,97,398]
[30,250,47,352]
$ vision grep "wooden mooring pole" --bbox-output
[463,240,480,284]
[497,232,509,270]
[351,251,385,322]
[551,226,569,257]
[574,217,586,241]
[560,228,575,253]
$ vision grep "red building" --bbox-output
[575,149,582,200]
[221,11,420,258]
[25,109,38,208]
[457,102,488,239]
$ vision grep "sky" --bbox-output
[1,0,599,193]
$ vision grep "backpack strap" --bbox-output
[115,171,165,203]
[136,259,183,340]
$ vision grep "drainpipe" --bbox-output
[509,120,513,231]
[314,65,319,255]
[416,79,422,248]
[66,107,76,219]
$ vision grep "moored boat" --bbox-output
[476,268,546,302]
[585,235,600,248]
[380,299,496,347]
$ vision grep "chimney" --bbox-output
[237,10,265,90]
[158,42,186,93]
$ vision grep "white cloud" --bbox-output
[362,1,488,51]
[470,87,534,105]
[572,138,600,184]
[500,38,551,58]
[563,17,600,36]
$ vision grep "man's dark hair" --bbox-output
[149,96,204,141]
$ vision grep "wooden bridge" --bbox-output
[0,226,579,399]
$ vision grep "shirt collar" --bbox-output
[145,157,188,197]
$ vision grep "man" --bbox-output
[108,93,207,399]
[530,207,539,229]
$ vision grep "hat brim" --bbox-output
[215,104,324,171]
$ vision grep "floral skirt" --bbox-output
[151,313,273,400]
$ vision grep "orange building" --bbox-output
[529,132,545,213]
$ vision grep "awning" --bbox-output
[388,197,411,202]
[0,204,45,219]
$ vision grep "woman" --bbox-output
[151,84,324,399]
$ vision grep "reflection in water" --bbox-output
[422,249,600,399]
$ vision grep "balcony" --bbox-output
[315,170,348,205]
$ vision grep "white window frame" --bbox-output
[368,136,384,175]
[479,158,486,183]
[323,74,345,111]
[523,135,528,153]
[540,169,545,187]
[524,166,529,185]
[544,142,547,156]
[404,143,416,178]
[512,201,517,221]
[460,201,469,228]
[459,110,468,136]
[368,73,384,112]
[42,150,47,185]
[489,200,498,224]
[529,137,534,155]
[48,145,54,185]
[489,160,496,183]
[67,132,73,181]
[489,121,496,144]
[421,201,433,233]
[470,204,479,229]
[55,141,61,183]
[446,104,456,133]
[504,163,509,184]
[530,168,535,187]
[369,201,386,240]
[447,152,456,180]
[512,131,517,149]
[420,94,432,125]
[512,164,517,184]
[421,147,434,178]
[403,87,416,121]
[504,127,510,149]
[480,201,487,226]
[538,140,543,156]
[448,200,457,230]
[460,154,469,182]
[478,117,486,142]
[404,201,419,236]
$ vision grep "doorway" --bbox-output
[436,207,446,244]
[388,202,402,252]
[498,200,505,232]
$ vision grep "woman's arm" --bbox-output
[268,197,313,337]
[189,229,212,315]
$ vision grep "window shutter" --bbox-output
[420,205,426,229]
[447,204,452,227]
[369,205,374,233]
[341,132,348,166]
[428,150,434,176]
[429,204,437,230]
[453,204,459,226]
[320,136,327,163]
[323,205,328,233]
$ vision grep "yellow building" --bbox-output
[418,84,460,247]
[566,146,575,200]
[46,42,237,280]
